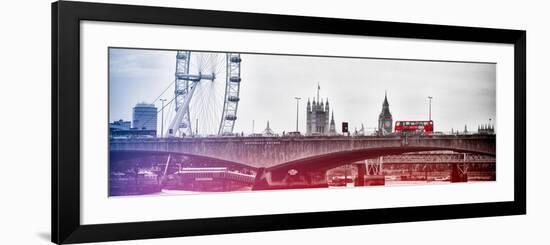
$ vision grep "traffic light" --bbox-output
[342,122,348,133]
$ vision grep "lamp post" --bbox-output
[294,97,301,132]
[428,96,433,121]
[160,99,167,137]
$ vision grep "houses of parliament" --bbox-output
[305,85,392,136]
[306,85,336,136]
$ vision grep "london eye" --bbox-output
[165,51,242,137]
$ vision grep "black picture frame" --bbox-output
[52,1,526,244]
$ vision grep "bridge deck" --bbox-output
[110,134,496,169]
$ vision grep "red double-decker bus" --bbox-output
[395,120,434,134]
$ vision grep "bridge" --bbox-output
[110,135,495,168]
[110,135,495,189]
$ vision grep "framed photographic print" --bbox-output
[52,1,526,244]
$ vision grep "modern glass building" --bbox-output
[132,103,157,132]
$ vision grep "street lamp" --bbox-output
[195,118,199,136]
[159,99,167,137]
[427,96,433,121]
[294,97,301,132]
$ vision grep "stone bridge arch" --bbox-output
[109,150,256,170]
[268,145,495,173]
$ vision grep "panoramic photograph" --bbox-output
[108,47,496,196]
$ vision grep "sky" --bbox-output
[109,48,496,135]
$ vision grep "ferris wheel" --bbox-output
[165,51,241,137]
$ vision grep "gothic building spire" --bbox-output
[317,83,320,103]
[329,111,336,135]
[263,120,274,136]
[378,91,393,135]
[383,90,389,107]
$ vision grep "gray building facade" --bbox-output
[132,103,158,132]
[306,86,330,135]
[109,119,131,131]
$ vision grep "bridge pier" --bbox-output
[354,158,386,186]
[363,158,386,186]
[354,163,366,186]
[450,162,468,182]
[450,153,469,182]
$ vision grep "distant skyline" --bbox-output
[109,48,496,135]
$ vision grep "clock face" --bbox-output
[384,121,391,127]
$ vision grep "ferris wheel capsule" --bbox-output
[230,76,241,83]
[176,52,187,59]
[227,96,240,102]
[225,115,237,121]
[230,56,242,63]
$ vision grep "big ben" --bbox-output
[378,91,393,134]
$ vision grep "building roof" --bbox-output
[134,102,156,108]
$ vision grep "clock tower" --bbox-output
[378,91,393,134]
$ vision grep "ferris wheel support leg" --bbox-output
[165,82,198,137]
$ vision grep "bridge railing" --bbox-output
[109,133,495,142]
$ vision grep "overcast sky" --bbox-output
[109,48,496,135]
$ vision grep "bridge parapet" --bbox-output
[380,153,496,164]
[404,136,496,155]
